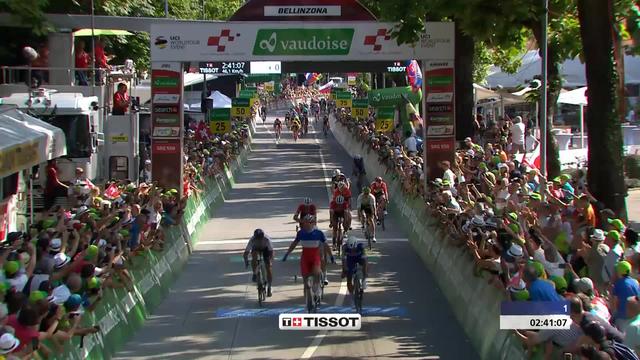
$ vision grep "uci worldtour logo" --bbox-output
[253,29,353,56]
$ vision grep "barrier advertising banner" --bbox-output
[424,60,455,179]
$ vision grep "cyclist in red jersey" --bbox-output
[294,197,317,228]
[370,176,389,213]
[330,181,352,231]
[330,195,349,248]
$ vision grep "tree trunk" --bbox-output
[454,21,475,142]
[531,25,562,178]
[578,0,627,218]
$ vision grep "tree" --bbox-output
[577,0,627,217]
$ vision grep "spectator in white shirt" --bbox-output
[510,116,526,153]
[140,160,152,183]
[524,129,539,153]
[440,160,456,190]
[403,132,418,156]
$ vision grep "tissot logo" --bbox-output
[279,314,361,331]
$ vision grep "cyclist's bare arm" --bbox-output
[283,238,300,258]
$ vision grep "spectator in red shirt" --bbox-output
[44,160,68,210]
[94,38,110,84]
[112,83,130,115]
[75,40,90,86]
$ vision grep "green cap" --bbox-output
[119,229,130,238]
[42,219,57,229]
[85,245,99,259]
[513,289,530,301]
[507,213,518,222]
[529,261,546,279]
[560,174,571,181]
[552,176,562,183]
[492,156,501,165]
[29,290,47,304]
[3,261,19,275]
[0,281,8,294]
[608,218,626,232]
[530,193,542,201]
[608,230,621,242]
[508,223,520,234]
[478,162,488,170]
[87,277,100,289]
[616,261,632,275]
[550,275,568,292]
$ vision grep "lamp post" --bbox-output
[540,0,549,177]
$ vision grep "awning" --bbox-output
[0,107,67,178]
[73,29,134,36]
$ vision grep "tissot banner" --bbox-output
[150,22,454,61]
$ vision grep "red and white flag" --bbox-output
[521,145,541,170]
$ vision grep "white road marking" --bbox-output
[197,237,408,246]
[300,117,349,359]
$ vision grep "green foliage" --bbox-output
[473,43,492,83]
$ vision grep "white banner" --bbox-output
[151,21,454,61]
[264,5,341,16]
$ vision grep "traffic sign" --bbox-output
[232,98,251,118]
[351,98,369,118]
[209,108,231,134]
[375,107,394,132]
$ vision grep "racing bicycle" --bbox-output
[363,212,375,250]
[376,196,386,231]
[323,120,330,137]
[334,214,345,255]
[274,125,282,142]
[352,264,365,314]
[255,257,268,306]
[304,273,322,313]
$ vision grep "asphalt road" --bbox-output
[114,111,478,360]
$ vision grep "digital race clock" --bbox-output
[198,62,248,74]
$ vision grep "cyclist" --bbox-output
[260,104,267,122]
[282,215,334,298]
[353,154,366,193]
[293,197,317,228]
[370,176,389,218]
[342,238,368,293]
[331,181,352,231]
[357,186,377,242]
[331,169,348,190]
[291,116,302,140]
[330,195,349,250]
[302,114,309,135]
[273,118,283,139]
[243,229,274,297]
[323,115,330,136]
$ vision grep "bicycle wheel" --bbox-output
[353,272,362,313]
[257,265,265,306]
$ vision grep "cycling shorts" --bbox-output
[360,205,374,217]
[301,248,321,277]
[251,248,273,264]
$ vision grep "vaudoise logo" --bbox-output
[253,29,354,56]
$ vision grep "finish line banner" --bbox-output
[151,22,453,61]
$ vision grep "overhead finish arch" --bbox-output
[149,1,456,195]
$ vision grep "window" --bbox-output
[40,114,91,158]
[2,173,18,200]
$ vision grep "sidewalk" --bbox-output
[628,188,640,230]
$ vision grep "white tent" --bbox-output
[485,50,640,88]
[0,106,67,178]
[207,91,232,108]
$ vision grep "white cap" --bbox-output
[53,253,71,269]
[49,285,71,305]
[591,229,606,242]
[50,238,62,252]
[0,333,20,354]
[144,159,151,165]
[507,244,524,258]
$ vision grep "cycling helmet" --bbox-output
[335,195,345,205]
[346,237,358,249]
[253,229,265,239]
[363,186,371,194]
[333,169,341,177]
[375,176,383,182]
[303,214,316,223]
[337,181,346,189]
[303,197,312,205]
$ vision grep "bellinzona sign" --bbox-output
[150,22,454,61]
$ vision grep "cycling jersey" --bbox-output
[296,204,317,217]
[357,193,376,209]
[330,200,348,213]
[343,243,366,275]
[333,187,352,205]
[370,181,388,199]
[296,228,327,277]
[274,120,282,128]
[291,120,301,129]
[245,235,274,253]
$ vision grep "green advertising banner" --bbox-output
[253,29,355,56]
[239,89,257,98]
[209,108,231,134]
[368,87,422,107]
[232,98,251,118]
[375,107,395,133]
[335,91,352,108]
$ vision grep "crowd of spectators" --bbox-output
[337,106,640,359]
[0,113,253,358]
